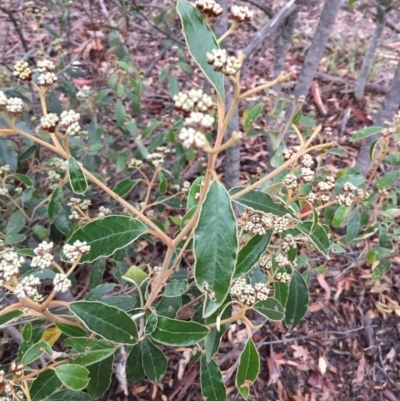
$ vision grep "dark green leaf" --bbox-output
[345,208,361,244]
[194,181,238,317]
[187,176,203,209]
[151,316,209,346]
[230,187,292,217]
[141,338,167,383]
[67,216,147,263]
[200,354,226,401]
[86,283,115,301]
[22,322,32,342]
[163,280,189,297]
[55,323,87,337]
[141,120,161,139]
[0,310,23,325]
[377,171,400,190]
[145,313,158,335]
[111,178,140,199]
[68,157,88,194]
[86,354,114,398]
[284,270,309,331]
[69,301,138,344]
[234,233,272,279]
[156,295,182,318]
[115,100,126,125]
[47,390,92,401]
[158,171,167,194]
[332,205,350,228]
[55,365,89,391]
[372,260,391,281]
[65,337,116,366]
[48,185,63,223]
[177,0,224,99]
[253,298,285,321]
[296,222,331,255]
[103,296,136,310]
[13,173,32,186]
[30,370,62,401]
[6,210,25,235]
[126,343,145,382]
[5,234,26,244]
[236,339,260,399]
[21,341,51,365]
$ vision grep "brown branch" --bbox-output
[239,0,274,19]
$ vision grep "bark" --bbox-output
[354,14,387,101]
[356,58,400,174]
[293,0,341,99]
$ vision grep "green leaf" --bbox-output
[187,176,203,209]
[145,313,158,335]
[48,185,63,223]
[230,187,292,217]
[86,354,114,399]
[141,338,167,383]
[366,247,391,263]
[332,205,350,228]
[370,139,379,159]
[55,323,87,337]
[13,173,32,186]
[86,283,115,301]
[200,354,226,401]
[141,120,161,139]
[66,216,147,263]
[244,104,263,131]
[351,126,382,141]
[284,270,309,331]
[377,171,400,190]
[372,259,391,281]
[0,310,23,325]
[123,266,149,286]
[126,343,145,382]
[253,298,285,321]
[68,157,88,194]
[22,322,32,342]
[163,280,189,297]
[5,233,26,244]
[21,341,51,365]
[111,178,140,199]
[65,338,116,366]
[158,171,167,194]
[30,370,62,401]
[234,233,272,279]
[151,316,209,346]
[345,208,361,244]
[6,210,25,235]
[47,390,92,401]
[115,100,126,125]
[194,181,238,317]
[296,222,331,255]
[177,0,224,99]
[156,295,182,318]
[236,339,260,399]
[55,365,89,391]
[69,301,138,344]
[0,139,17,172]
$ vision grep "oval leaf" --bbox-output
[68,157,87,194]
[200,353,226,401]
[111,178,140,199]
[86,354,114,399]
[141,338,167,383]
[48,390,92,401]
[55,365,89,391]
[194,181,238,317]
[351,126,382,141]
[48,185,63,223]
[284,270,309,331]
[126,343,145,382]
[151,316,209,346]
[66,216,147,263]
[236,339,260,400]
[69,301,138,344]
[253,298,285,321]
[30,370,62,401]
[177,0,224,99]
[332,205,350,228]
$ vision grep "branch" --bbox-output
[239,0,274,19]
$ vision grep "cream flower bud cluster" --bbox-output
[282,146,300,160]
[53,273,71,293]
[206,49,241,76]
[300,167,315,182]
[173,89,213,114]
[357,189,369,200]
[276,271,291,283]
[147,152,165,167]
[37,72,58,86]
[98,206,111,217]
[259,254,272,270]
[9,361,24,377]
[13,60,33,81]
[40,113,59,132]
[182,181,191,192]
[0,252,25,285]
[230,277,269,305]
[31,241,54,270]
[242,209,274,236]
[59,110,81,136]
[301,154,314,168]
[128,158,143,168]
[0,164,10,175]
[14,275,41,299]
[343,182,357,192]
[281,234,296,252]
[179,127,206,149]
[276,253,289,267]
[230,5,253,22]
[49,157,68,171]
[336,193,355,206]
[285,174,298,189]
[195,0,223,18]
[317,176,335,192]
[0,188,8,195]
[6,97,24,116]
[378,189,389,197]
[37,59,56,73]
[185,111,215,130]
[63,240,90,262]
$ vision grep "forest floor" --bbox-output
[1,1,400,400]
